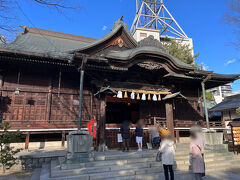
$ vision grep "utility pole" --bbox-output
[201,74,212,129]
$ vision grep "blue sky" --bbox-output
[12,0,240,92]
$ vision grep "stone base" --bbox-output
[205,144,228,151]
[66,152,95,163]
[203,130,223,145]
[67,130,93,154]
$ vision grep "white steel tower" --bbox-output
[131,0,193,48]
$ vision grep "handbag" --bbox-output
[156,151,162,162]
[196,145,206,177]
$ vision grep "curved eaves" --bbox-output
[105,47,196,72]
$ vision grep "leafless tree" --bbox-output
[224,0,240,48]
[0,0,81,43]
[0,0,16,32]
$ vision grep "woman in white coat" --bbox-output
[159,132,175,180]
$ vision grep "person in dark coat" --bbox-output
[121,120,130,152]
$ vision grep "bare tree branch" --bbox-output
[224,0,240,49]
[0,0,82,42]
[33,0,80,9]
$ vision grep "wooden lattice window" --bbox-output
[36,95,47,106]
[14,96,24,105]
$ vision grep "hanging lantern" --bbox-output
[158,94,161,101]
[117,91,123,98]
[124,91,128,98]
[131,92,135,99]
[136,93,140,100]
[153,94,157,101]
[14,88,20,95]
[147,94,151,101]
[142,93,146,100]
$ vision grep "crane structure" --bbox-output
[131,0,193,48]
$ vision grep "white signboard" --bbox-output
[117,134,122,143]
[225,121,231,134]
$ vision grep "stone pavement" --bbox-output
[153,170,240,180]
[9,144,240,180]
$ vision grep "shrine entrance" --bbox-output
[106,102,140,125]
[104,95,167,149]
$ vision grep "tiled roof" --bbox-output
[0,26,95,59]
[209,97,240,112]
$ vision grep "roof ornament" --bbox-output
[120,14,124,21]
[111,14,126,31]
[137,35,165,51]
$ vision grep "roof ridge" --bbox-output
[19,25,96,43]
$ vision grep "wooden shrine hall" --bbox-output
[0,19,239,149]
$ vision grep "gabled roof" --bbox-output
[0,26,96,60]
[71,19,138,54]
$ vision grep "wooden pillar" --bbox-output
[0,74,3,90]
[199,101,204,117]
[25,132,30,149]
[0,74,3,118]
[98,97,106,151]
[165,101,175,142]
[193,101,197,111]
[46,77,53,122]
[176,130,180,143]
[61,131,66,147]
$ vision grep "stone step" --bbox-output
[64,149,230,163]
[174,151,233,160]
[40,164,51,180]
[61,152,236,169]
[41,164,164,180]
[64,150,232,164]
[61,156,156,170]
[176,154,240,166]
[101,163,240,180]
[51,160,163,178]
[100,170,190,180]
[51,154,240,178]
[56,153,238,177]
[176,158,240,171]
[94,151,155,161]
[62,151,236,170]
[39,156,240,180]
[30,168,41,180]
[207,158,240,169]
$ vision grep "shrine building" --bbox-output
[0,19,239,149]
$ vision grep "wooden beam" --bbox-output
[165,101,175,142]
[202,74,212,84]
[25,132,30,149]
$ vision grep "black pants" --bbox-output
[122,138,129,151]
[163,165,174,180]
